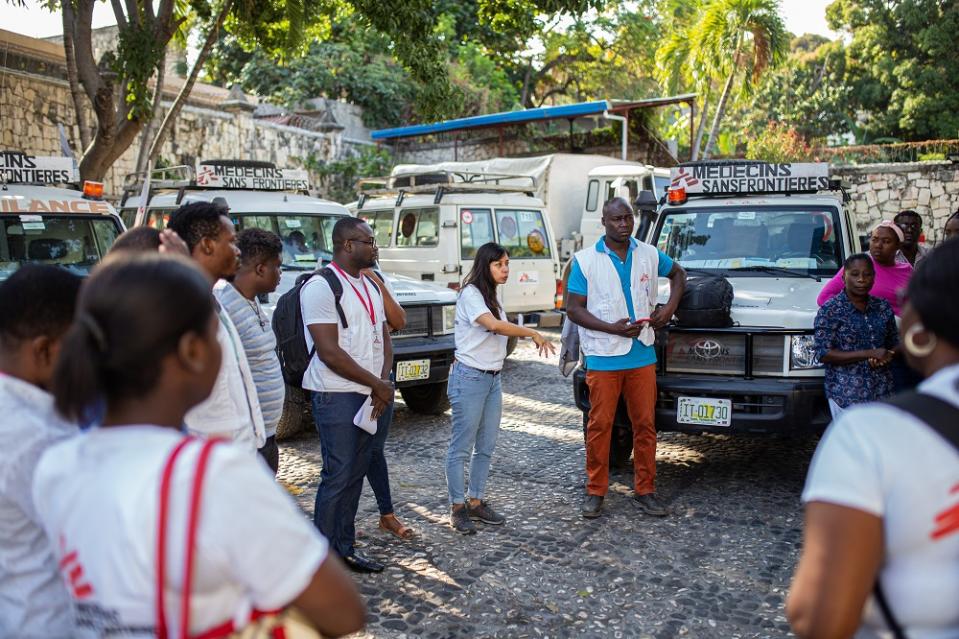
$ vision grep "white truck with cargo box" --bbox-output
[120,160,458,436]
[1,152,124,282]
[570,160,854,465]
[350,169,564,346]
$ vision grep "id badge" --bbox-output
[373,330,383,346]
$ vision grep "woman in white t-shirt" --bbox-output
[446,242,556,535]
[788,241,959,639]
[32,253,365,639]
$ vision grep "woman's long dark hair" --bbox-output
[463,242,508,317]
[53,253,215,421]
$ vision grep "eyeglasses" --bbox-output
[348,237,377,247]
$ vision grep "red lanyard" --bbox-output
[331,261,376,326]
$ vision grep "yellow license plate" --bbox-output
[396,359,430,382]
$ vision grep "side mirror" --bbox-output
[634,190,658,213]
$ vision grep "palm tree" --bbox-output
[695,0,787,158]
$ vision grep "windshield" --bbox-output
[234,214,340,269]
[654,175,671,197]
[0,215,121,280]
[654,206,842,276]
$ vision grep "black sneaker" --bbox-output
[467,500,505,525]
[581,494,604,519]
[632,492,668,517]
[450,505,477,535]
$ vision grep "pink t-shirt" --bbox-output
[816,255,913,315]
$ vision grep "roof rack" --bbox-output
[119,165,195,207]
[355,170,538,209]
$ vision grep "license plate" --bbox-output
[677,396,732,427]
[396,359,430,382]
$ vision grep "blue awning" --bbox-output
[371,100,613,141]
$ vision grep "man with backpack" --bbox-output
[297,217,394,573]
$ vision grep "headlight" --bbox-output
[789,335,821,369]
[433,304,456,335]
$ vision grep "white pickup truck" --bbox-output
[571,160,853,464]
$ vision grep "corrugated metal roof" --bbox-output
[371,100,613,140]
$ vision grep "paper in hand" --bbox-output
[353,396,378,435]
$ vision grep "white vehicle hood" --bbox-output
[659,276,826,330]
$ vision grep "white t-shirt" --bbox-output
[802,363,959,639]
[454,284,507,372]
[32,426,328,638]
[0,374,74,638]
[300,268,387,394]
[185,298,265,453]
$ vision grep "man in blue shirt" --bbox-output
[566,198,686,519]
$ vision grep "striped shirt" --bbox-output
[214,282,285,438]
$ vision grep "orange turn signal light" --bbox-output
[82,180,104,200]
[667,187,687,205]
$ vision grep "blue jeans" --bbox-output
[366,401,395,516]
[445,362,503,505]
[312,391,376,557]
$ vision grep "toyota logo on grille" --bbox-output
[693,338,723,360]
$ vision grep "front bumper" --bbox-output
[572,369,830,436]
[391,334,455,388]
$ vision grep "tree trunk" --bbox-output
[135,53,167,175]
[701,50,740,160]
[147,0,232,163]
[61,3,91,152]
[691,84,712,161]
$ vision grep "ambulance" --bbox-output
[570,160,856,464]
[121,160,458,435]
[0,152,124,281]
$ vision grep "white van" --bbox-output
[121,160,459,434]
[578,164,672,249]
[1,152,124,281]
[351,170,563,328]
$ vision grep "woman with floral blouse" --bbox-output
[814,253,899,417]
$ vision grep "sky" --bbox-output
[3,0,840,40]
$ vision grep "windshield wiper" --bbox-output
[729,265,821,282]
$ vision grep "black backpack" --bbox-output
[675,275,734,328]
[273,267,348,387]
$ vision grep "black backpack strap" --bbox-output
[317,267,348,329]
[871,390,959,639]
[883,391,959,454]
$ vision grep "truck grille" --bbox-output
[661,330,792,377]
[393,307,429,338]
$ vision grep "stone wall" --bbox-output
[833,162,959,243]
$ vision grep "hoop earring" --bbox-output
[904,323,937,358]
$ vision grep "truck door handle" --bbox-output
[442,264,460,274]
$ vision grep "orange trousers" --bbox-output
[584,365,657,496]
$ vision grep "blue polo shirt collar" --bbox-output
[595,236,638,254]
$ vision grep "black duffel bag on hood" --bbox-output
[675,275,734,328]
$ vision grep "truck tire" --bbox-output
[275,385,313,441]
[506,336,519,357]
[400,382,450,415]
[582,414,633,468]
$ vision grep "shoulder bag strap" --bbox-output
[871,390,959,639]
[178,439,221,639]
[156,437,196,639]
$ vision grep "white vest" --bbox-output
[574,239,660,357]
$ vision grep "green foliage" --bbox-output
[826,0,959,141]
[746,36,853,142]
[305,146,394,202]
[110,17,169,120]
[745,121,812,162]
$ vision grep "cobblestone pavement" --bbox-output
[278,329,817,638]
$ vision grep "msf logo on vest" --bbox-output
[59,535,95,600]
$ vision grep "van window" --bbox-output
[495,209,551,259]
[359,210,394,248]
[585,180,599,212]
[0,215,121,281]
[395,208,439,247]
[460,208,494,259]
[146,209,174,229]
[654,175,671,196]
[120,208,136,229]
[606,179,639,203]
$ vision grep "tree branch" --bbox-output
[61,1,91,151]
[135,51,166,174]
[109,0,128,29]
[147,0,234,163]
[72,0,100,102]
[124,0,140,26]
